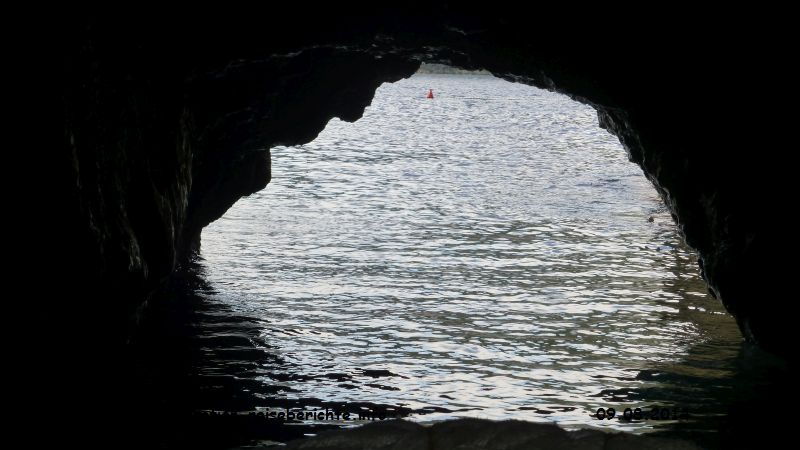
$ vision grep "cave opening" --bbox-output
[35,10,794,448]
[141,66,763,444]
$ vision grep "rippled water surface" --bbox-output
[159,73,775,438]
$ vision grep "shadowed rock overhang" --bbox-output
[46,6,791,360]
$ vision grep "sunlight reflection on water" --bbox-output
[197,73,746,433]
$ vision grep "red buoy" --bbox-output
[426,88,434,99]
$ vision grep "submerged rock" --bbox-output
[279,419,703,450]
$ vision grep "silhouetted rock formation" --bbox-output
[27,5,790,447]
[49,8,789,356]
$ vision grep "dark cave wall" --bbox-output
[51,8,789,356]
[181,48,421,255]
[58,20,421,324]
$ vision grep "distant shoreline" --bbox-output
[415,63,491,75]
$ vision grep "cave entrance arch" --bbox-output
[48,11,793,449]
